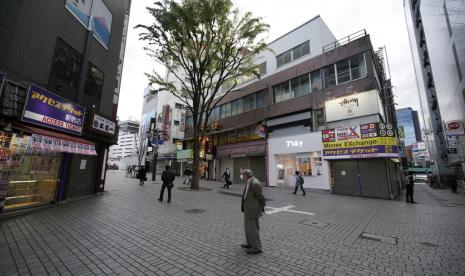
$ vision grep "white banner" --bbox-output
[325,90,381,122]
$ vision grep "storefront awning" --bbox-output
[12,123,97,156]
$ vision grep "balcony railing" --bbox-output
[323,29,367,53]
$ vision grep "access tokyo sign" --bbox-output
[22,85,85,135]
[322,123,399,159]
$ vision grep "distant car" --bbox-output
[414,174,428,182]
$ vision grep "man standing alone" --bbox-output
[405,172,417,204]
[159,165,175,203]
[240,169,266,254]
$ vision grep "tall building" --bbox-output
[404,0,465,183]
[140,85,187,175]
[180,16,401,199]
[396,107,422,146]
[109,119,140,159]
[0,0,131,212]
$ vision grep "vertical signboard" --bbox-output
[161,105,171,141]
[89,0,112,49]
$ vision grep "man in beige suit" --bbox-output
[240,169,266,254]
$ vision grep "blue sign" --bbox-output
[150,137,164,146]
[22,85,86,136]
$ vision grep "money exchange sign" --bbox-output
[322,123,399,159]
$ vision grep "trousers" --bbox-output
[244,216,261,250]
[159,183,172,202]
[406,185,414,202]
[294,184,306,195]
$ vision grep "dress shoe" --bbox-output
[411,201,417,204]
[240,244,251,248]
[292,192,296,194]
[158,198,163,202]
[246,249,262,254]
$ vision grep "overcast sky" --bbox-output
[117,0,420,122]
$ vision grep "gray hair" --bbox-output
[243,169,254,177]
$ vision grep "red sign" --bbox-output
[447,121,461,129]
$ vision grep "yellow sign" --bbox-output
[323,137,398,149]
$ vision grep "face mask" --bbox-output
[240,174,243,180]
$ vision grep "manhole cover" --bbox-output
[419,241,440,247]
[360,232,397,245]
[185,209,206,214]
[300,220,329,228]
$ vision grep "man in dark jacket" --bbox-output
[405,172,417,203]
[240,169,266,254]
[292,171,306,195]
[159,165,175,203]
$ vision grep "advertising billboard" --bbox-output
[65,0,112,49]
[324,90,381,122]
[322,123,399,159]
[161,104,171,141]
[65,0,92,28]
[22,85,85,136]
[89,0,113,49]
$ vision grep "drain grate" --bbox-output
[419,241,440,247]
[185,209,206,214]
[360,232,397,245]
[300,220,329,228]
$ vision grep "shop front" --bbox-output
[0,85,99,212]
[0,126,97,212]
[268,132,330,189]
[322,123,402,199]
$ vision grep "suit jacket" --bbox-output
[241,177,266,219]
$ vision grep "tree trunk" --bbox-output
[191,130,200,190]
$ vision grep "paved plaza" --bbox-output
[1,171,465,276]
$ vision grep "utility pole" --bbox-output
[152,128,159,181]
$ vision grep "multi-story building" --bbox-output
[404,0,465,184]
[109,120,139,159]
[141,85,187,175]
[396,107,422,147]
[0,0,131,212]
[181,16,401,199]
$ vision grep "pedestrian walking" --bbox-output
[126,165,131,177]
[405,172,417,203]
[292,171,306,195]
[222,168,232,189]
[159,165,175,203]
[137,166,147,185]
[240,169,266,254]
[131,165,137,178]
[183,168,192,185]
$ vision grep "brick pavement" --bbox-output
[1,171,465,276]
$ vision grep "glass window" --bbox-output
[186,116,193,129]
[310,70,322,92]
[336,59,351,84]
[255,90,266,108]
[174,120,180,126]
[292,74,310,97]
[301,41,310,56]
[209,106,220,122]
[324,64,336,88]
[273,81,291,103]
[258,62,267,76]
[277,51,292,67]
[349,54,366,80]
[84,63,104,105]
[231,98,243,116]
[220,102,231,118]
[243,93,256,112]
[49,38,82,90]
[292,46,302,60]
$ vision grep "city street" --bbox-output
[1,171,465,276]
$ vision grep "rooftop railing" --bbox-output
[323,29,367,53]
